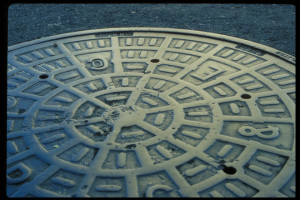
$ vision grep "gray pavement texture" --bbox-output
[8,3,295,56]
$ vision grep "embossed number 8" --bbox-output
[238,125,279,139]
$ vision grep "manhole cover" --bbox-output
[7,28,295,197]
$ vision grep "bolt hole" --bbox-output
[39,74,49,79]
[241,94,251,99]
[81,185,88,189]
[222,166,237,175]
[150,59,160,63]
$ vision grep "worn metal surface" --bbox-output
[7,28,295,197]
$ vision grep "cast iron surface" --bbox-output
[7,28,295,197]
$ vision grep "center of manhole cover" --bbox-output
[69,72,219,149]
[7,28,295,197]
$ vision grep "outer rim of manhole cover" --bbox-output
[7,28,295,197]
[8,27,295,64]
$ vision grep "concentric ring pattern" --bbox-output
[7,28,295,197]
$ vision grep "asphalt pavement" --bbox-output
[7,3,295,56]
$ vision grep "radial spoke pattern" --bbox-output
[7,28,295,197]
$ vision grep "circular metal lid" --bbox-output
[7,28,295,197]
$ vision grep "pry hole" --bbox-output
[150,59,160,63]
[223,166,237,175]
[39,74,49,79]
[241,94,251,99]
